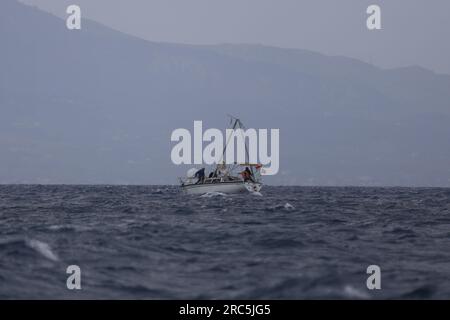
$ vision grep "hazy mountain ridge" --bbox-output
[1,0,449,186]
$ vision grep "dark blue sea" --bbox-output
[0,185,449,299]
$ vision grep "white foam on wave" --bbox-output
[201,192,227,198]
[25,239,59,262]
[343,285,370,299]
[284,202,295,210]
[47,224,91,232]
[251,191,263,197]
[48,225,70,231]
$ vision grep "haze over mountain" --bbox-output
[1,0,450,186]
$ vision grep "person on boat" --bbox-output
[209,170,218,179]
[245,167,254,182]
[241,167,254,182]
[217,163,228,177]
[194,168,206,184]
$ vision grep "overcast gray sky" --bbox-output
[20,0,450,74]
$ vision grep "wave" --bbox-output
[47,224,92,232]
[25,239,59,262]
[284,202,295,210]
[200,192,228,198]
[0,236,59,262]
[265,202,296,212]
[342,285,370,299]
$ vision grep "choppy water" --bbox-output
[0,185,449,299]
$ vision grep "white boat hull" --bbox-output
[181,181,261,195]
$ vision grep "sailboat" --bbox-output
[179,116,263,195]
